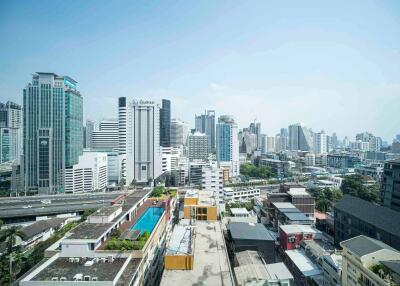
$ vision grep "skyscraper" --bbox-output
[84,119,94,149]
[119,98,162,184]
[313,130,328,155]
[170,118,189,148]
[288,123,313,151]
[195,110,215,153]
[23,72,83,194]
[188,132,208,161]
[0,101,22,163]
[216,115,239,177]
[160,99,171,147]
[249,122,262,150]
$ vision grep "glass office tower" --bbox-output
[23,72,83,194]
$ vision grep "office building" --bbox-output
[188,132,208,161]
[160,99,171,147]
[195,110,215,153]
[304,153,316,166]
[23,72,83,194]
[223,187,260,202]
[249,122,262,150]
[381,159,400,211]
[314,130,328,155]
[92,119,118,151]
[170,118,189,148]
[276,128,288,152]
[341,235,400,286]
[0,101,22,163]
[119,98,162,184]
[327,154,361,169]
[64,151,107,193]
[334,195,400,250]
[84,119,94,149]
[288,123,313,151]
[216,115,239,177]
[261,134,267,154]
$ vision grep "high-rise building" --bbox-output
[249,122,262,150]
[314,130,328,155]
[261,134,267,154]
[195,110,215,153]
[23,72,83,194]
[0,101,22,163]
[216,115,239,177]
[381,159,400,212]
[160,99,171,147]
[84,119,94,149]
[288,123,313,151]
[266,136,276,153]
[119,98,162,184]
[64,151,108,193]
[92,119,118,150]
[170,118,189,148]
[188,132,208,161]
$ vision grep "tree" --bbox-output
[0,227,25,283]
[130,179,137,187]
[340,174,381,203]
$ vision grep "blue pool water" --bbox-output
[131,207,164,235]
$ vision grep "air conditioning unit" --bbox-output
[51,277,58,281]
[92,277,98,281]
[73,273,83,281]
[74,258,80,263]
[107,255,114,263]
[101,257,107,263]
[60,277,67,281]
[84,275,91,281]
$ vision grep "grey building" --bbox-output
[170,118,188,148]
[334,195,400,250]
[195,110,215,153]
[160,99,171,147]
[188,132,208,161]
[227,222,276,263]
[84,119,94,149]
[0,101,22,163]
[381,159,400,211]
[327,154,361,169]
[288,123,313,152]
[92,119,118,151]
[23,73,83,194]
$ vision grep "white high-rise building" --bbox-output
[202,162,224,212]
[305,153,316,166]
[92,119,119,150]
[170,118,189,148]
[216,115,239,177]
[161,147,182,173]
[64,151,108,193]
[119,98,162,184]
[188,132,209,161]
[314,130,328,155]
[267,136,276,153]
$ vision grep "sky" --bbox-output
[1,0,399,141]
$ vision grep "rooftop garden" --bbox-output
[104,231,150,251]
[149,186,177,198]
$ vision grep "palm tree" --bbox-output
[0,226,25,283]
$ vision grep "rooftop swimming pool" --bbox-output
[131,207,164,235]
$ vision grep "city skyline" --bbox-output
[1,1,400,141]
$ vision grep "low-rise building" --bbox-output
[161,221,234,286]
[183,189,218,221]
[223,187,260,202]
[322,253,342,286]
[284,249,323,286]
[341,235,400,286]
[234,250,294,286]
[18,190,177,286]
[227,222,276,263]
[334,195,400,250]
[279,224,322,251]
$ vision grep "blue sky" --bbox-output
[1,0,399,141]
